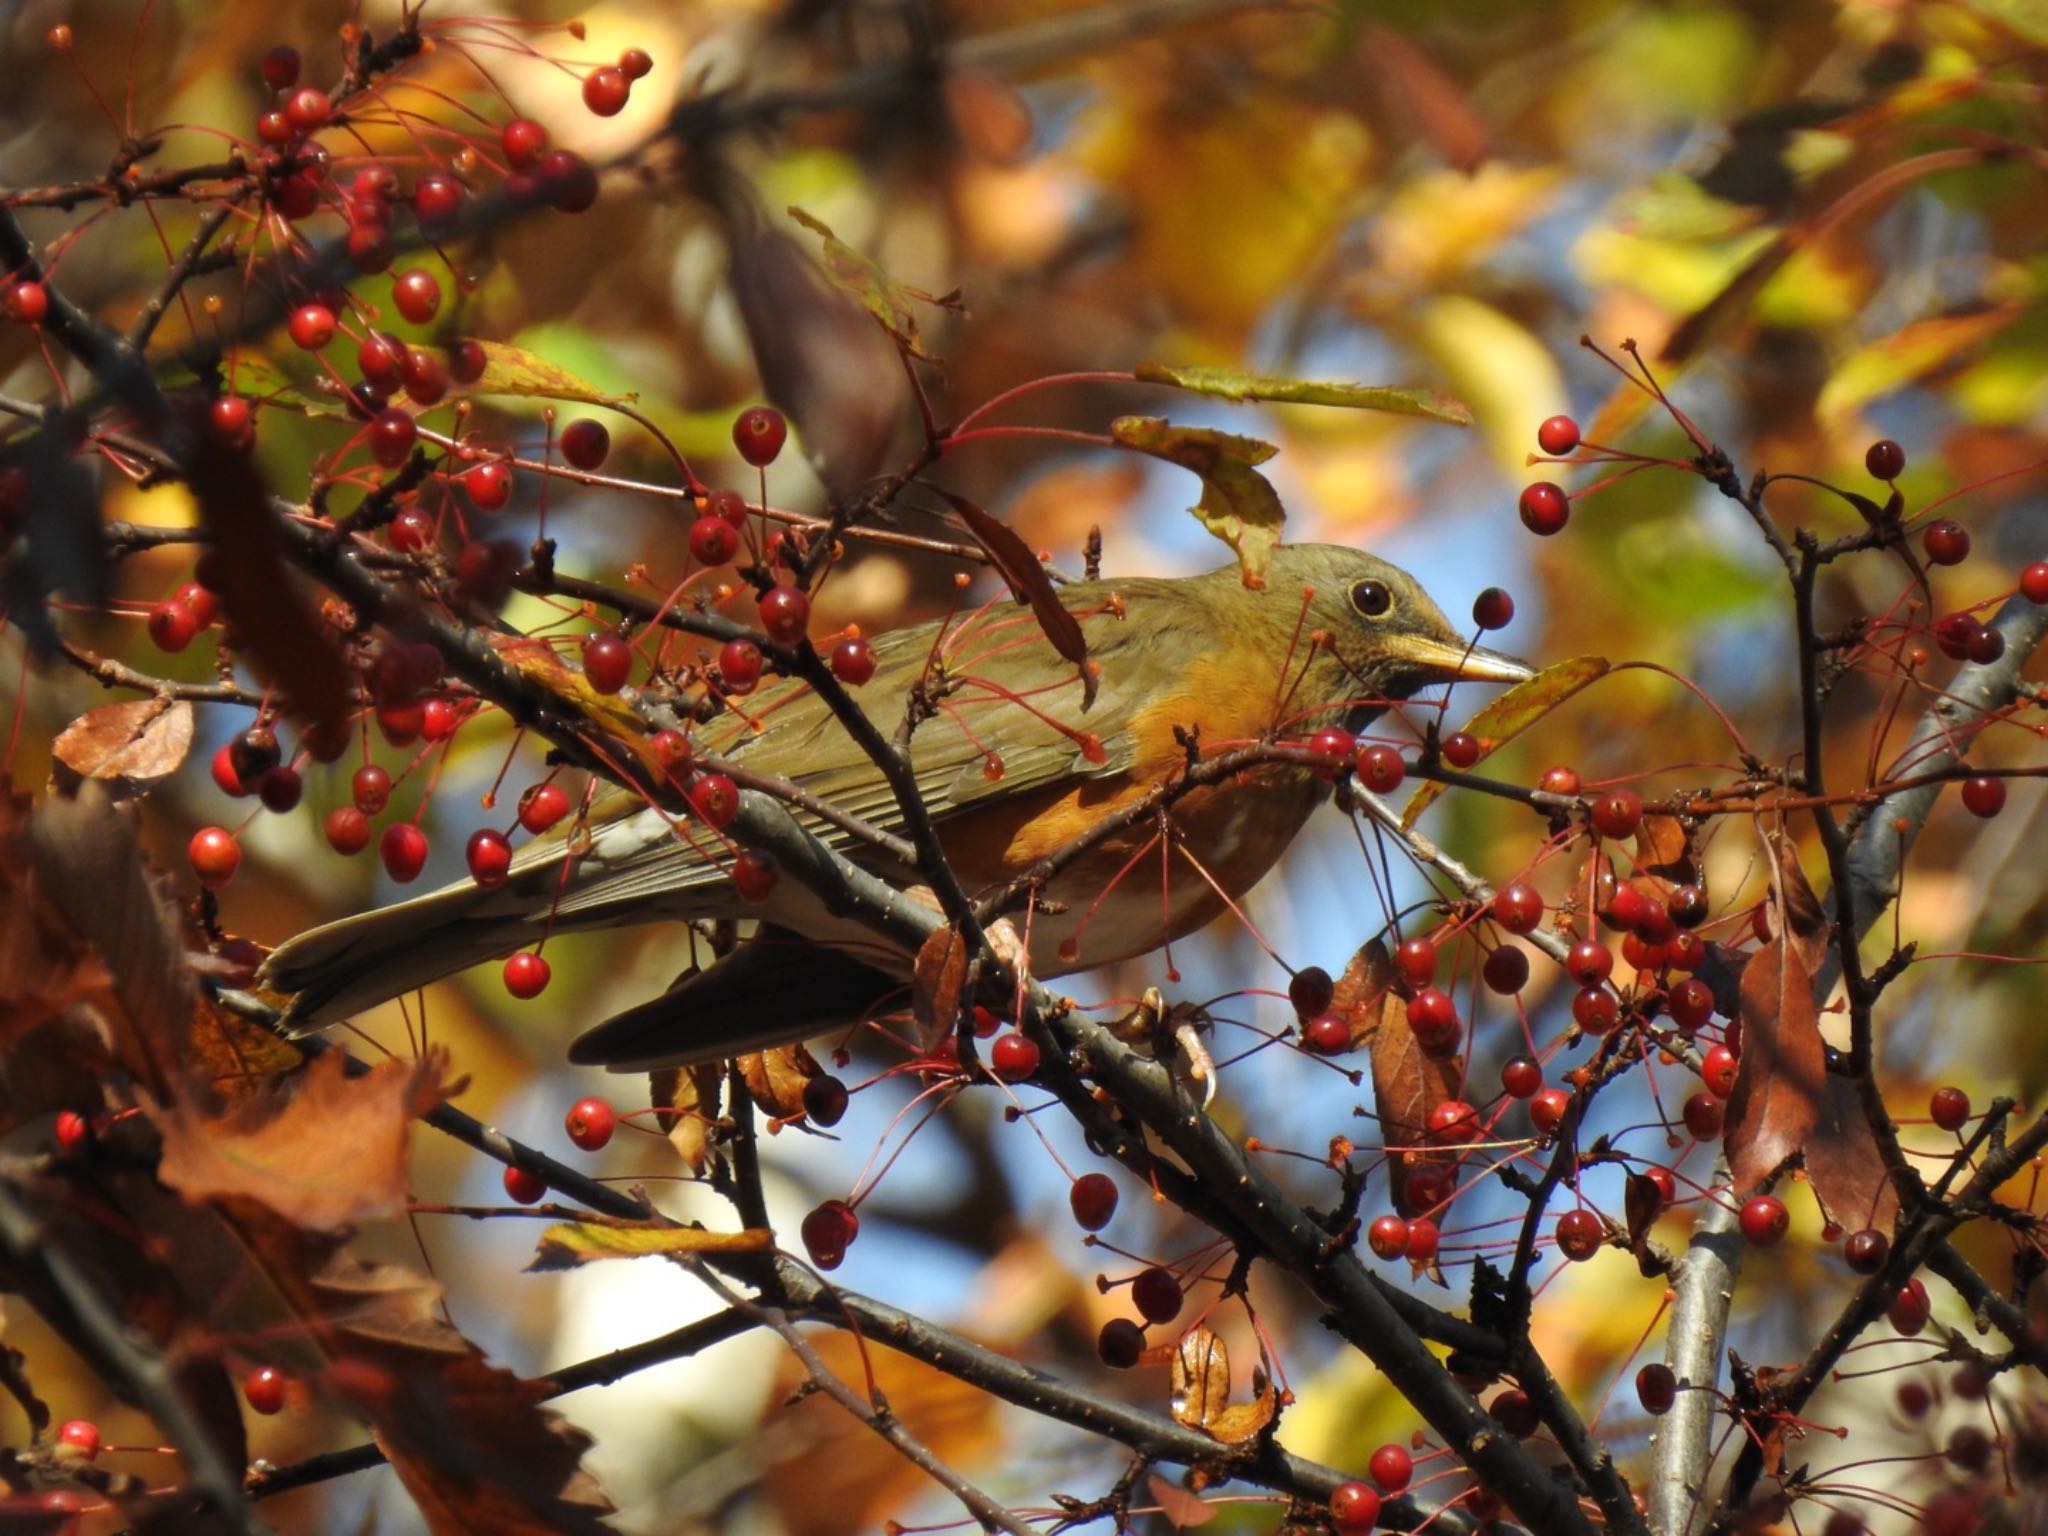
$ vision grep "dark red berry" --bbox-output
[1492,881,1543,935]
[1636,1362,1677,1414]
[351,764,392,814]
[1441,731,1481,768]
[1536,414,1581,455]
[2021,561,2048,604]
[1668,976,1714,1031]
[801,1199,859,1269]
[1355,743,1404,793]
[581,631,633,694]
[1555,1208,1602,1261]
[1843,1228,1888,1274]
[57,1419,100,1459]
[731,849,779,903]
[1572,986,1619,1035]
[1130,1266,1182,1324]
[1490,1387,1537,1436]
[1427,1099,1480,1145]
[462,461,512,511]
[689,515,739,565]
[1864,439,1905,481]
[368,407,417,468]
[560,418,609,470]
[391,268,441,325]
[565,1097,616,1150]
[1739,1194,1789,1247]
[501,118,547,169]
[148,599,200,652]
[503,950,551,999]
[325,805,371,855]
[718,638,763,694]
[380,823,429,882]
[283,87,330,130]
[413,172,464,228]
[53,1110,92,1155]
[1069,1172,1118,1231]
[1566,939,1613,986]
[518,781,572,833]
[1922,519,1969,565]
[1406,987,1460,1055]
[244,1365,289,1415]
[1097,1317,1145,1369]
[733,405,788,467]
[1472,586,1514,630]
[1889,1277,1930,1335]
[688,773,739,829]
[1929,1085,1970,1131]
[990,1031,1040,1081]
[1394,935,1437,986]
[758,586,810,644]
[1501,1055,1542,1099]
[1681,1091,1723,1139]
[466,828,512,887]
[1482,945,1530,994]
[1518,481,1569,535]
[1329,1481,1381,1535]
[1304,1012,1351,1054]
[188,826,240,888]
[1369,1441,1412,1492]
[288,303,336,350]
[619,48,654,80]
[1530,1087,1571,1136]
[1307,725,1355,780]
[802,1074,848,1126]
[261,44,301,89]
[257,765,303,813]
[1288,966,1334,1020]
[1589,787,1643,839]
[1701,1043,1738,1098]
[1367,1214,1410,1261]
[582,66,630,116]
[830,636,876,685]
[537,149,598,213]
[503,1165,547,1204]
[1403,1162,1454,1214]
[1961,776,2006,818]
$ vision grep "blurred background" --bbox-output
[3,0,2046,1531]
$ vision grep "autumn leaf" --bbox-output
[933,487,1095,708]
[1147,1472,1219,1528]
[913,925,969,1041]
[151,1049,451,1232]
[1111,416,1285,588]
[529,1220,773,1270]
[739,1042,826,1121]
[50,698,193,798]
[1399,656,1609,827]
[1723,828,1896,1233]
[788,206,965,363]
[1168,1325,1277,1445]
[1334,942,1459,1218]
[1134,361,1472,425]
[651,1061,723,1174]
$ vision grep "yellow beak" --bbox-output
[1384,633,1535,685]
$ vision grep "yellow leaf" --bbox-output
[1400,657,1610,829]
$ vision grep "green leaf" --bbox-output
[1134,363,1473,426]
[528,1221,774,1271]
[1110,416,1285,588]
[224,339,628,423]
[1399,656,1610,829]
[787,205,964,361]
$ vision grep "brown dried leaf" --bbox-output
[529,1220,774,1270]
[1632,814,1698,889]
[152,1050,450,1231]
[1624,1172,1663,1252]
[651,1062,723,1174]
[933,488,1094,709]
[1360,25,1491,173]
[1167,1325,1277,1445]
[739,1042,824,1120]
[51,698,193,797]
[0,787,120,1062]
[1146,1472,1218,1528]
[912,925,969,1041]
[1338,942,1460,1217]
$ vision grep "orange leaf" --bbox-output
[913,925,969,1041]
[50,698,193,797]
[1338,942,1460,1217]
[1167,1325,1277,1445]
[740,1042,826,1120]
[651,1061,723,1174]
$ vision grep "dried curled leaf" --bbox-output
[1110,416,1284,588]
[788,205,964,361]
[1167,1325,1277,1445]
[529,1220,773,1270]
[1337,942,1459,1218]
[739,1042,825,1120]
[1135,361,1472,425]
[651,1061,723,1174]
[51,698,192,798]
[913,925,969,1041]
[1400,656,1609,828]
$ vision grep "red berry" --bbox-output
[346,221,394,273]
[1933,610,1981,661]
[1642,1165,1676,1209]
[1922,518,1969,565]
[689,514,739,565]
[1536,414,1581,455]
[148,599,200,653]
[1368,1441,1412,1492]
[1967,624,2005,664]
[501,118,548,170]
[1518,481,1569,535]
[379,822,429,882]
[1501,1055,1542,1099]
[991,1032,1040,1081]
[731,849,779,903]
[1889,1277,1930,1335]
[1329,1481,1381,1535]
[1960,775,2006,818]
[1539,764,1580,795]
[1929,1085,1970,1131]
[1701,1043,1738,1098]
[565,1097,616,1151]
[390,268,441,325]
[1307,725,1356,780]
[351,764,392,814]
[558,418,610,471]
[830,636,876,685]
[188,826,240,888]
[466,828,512,887]
[261,44,301,89]
[1355,743,1404,793]
[449,338,487,383]
[651,729,693,776]
[1529,1087,1571,1136]
[1405,1216,1440,1264]
[538,149,598,213]
[1572,986,1619,1035]
[1394,936,1437,986]
[1589,786,1643,839]
[3,279,48,327]
[1304,1012,1351,1054]
[208,394,253,445]
[1097,1317,1145,1369]
[284,87,330,130]
[1130,1266,1182,1324]
[413,172,464,228]
[1681,1091,1723,1139]
[1636,1362,1677,1414]
[56,1419,100,1459]
[1843,1228,1888,1274]
[503,950,551,999]
[581,631,633,694]
[689,773,739,829]
[582,65,631,116]
[1482,945,1529,994]
[1668,976,1715,1031]
[718,638,763,694]
[503,1165,546,1204]
[518,781,572,833]
[1288,966,1334,1019]
[1946,1424,1993,1471]
[1864,439,1905,481]
[1555,1208,1602,1261]
[244,1365,289,1415]
[287,302,335,350]
[463,461,513,511]
[1566,939,1613,986]
[2021,561,2048,604]
[257,765,303,813]
[1489,1386,1536,1436]
[1069,1171,1118,1231]
[1472,586,1514,631]
[1493,882,1543,935]
[1427,1099,1480,1145]
[1403,1162,1454,1214]
[1896,1379,1932,1418]
[1441,731,1481,768]
[1367,1214,1410,1261]
[325,805,371,855]
[53,1110,92,1155]
[758,586,810,644]
[801,1199,859,1269]
[802,1074,848,1126]
[733,405,788,467]
[1739,1194,1789,1247]
[1406,987,1460,1056]
[368,407,417,468]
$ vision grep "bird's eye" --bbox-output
[1350,579,1393,618]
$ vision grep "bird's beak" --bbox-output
[1385,633,1536,686]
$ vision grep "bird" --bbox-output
[259,543,1531,1070]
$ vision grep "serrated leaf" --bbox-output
[1399,656,1609,828]
[529,1221,774,1271]
[1110,416,1284,588]
[225,340,627,424]
[788,205,964,362]
[462,340,631,406]
[1135,362,1472,425]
